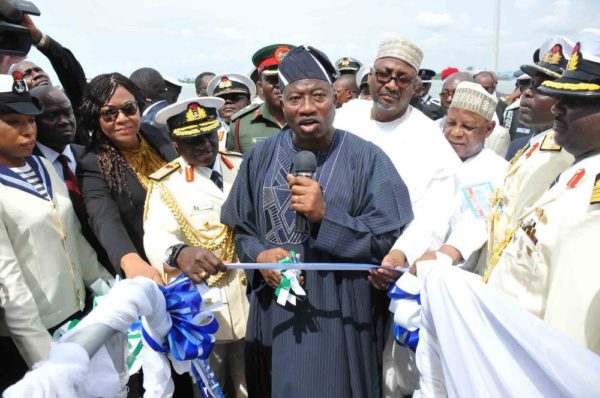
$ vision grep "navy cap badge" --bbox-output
[12,71,26,94]
[185,103,207,122]
[218,76,232,89]
[542,44,563,66]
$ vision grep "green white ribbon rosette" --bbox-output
[274,251,306,306]
[52,276,144,375]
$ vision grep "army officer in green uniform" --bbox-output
[226,44,293,153]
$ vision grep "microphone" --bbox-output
[292,150,317,234]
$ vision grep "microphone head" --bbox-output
[293,150,317,173]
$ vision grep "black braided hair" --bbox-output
[79,73,146,194]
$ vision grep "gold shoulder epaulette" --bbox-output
[540,131,562,152]
[149,161,181,181]
[591,173,600,205]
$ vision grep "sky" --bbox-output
[25,0,600,86]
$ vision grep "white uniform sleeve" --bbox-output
[143,183,185,273]
[68,205,113,287]
[0,203,52,367]
[544,208,600,353]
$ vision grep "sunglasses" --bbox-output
[221,93,249,103]
[99,101,139,122]
[372,69,416,88]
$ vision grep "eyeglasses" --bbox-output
[99,101,139,122]
[373,69,416,88]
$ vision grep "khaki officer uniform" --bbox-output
[144,153,249,397]
[144,96,249,397]
[487,153,600,355]
[482,129,574,275]
[483,36,577,275]
[144,153,248,338]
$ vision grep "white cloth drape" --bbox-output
[4,277,175,398]
[415,265,600,397]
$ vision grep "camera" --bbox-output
[0,0,40,56]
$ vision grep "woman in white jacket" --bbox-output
[0,72,112,392]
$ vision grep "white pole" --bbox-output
[493,0,501,72]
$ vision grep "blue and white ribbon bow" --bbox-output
[142,275,224,398]
[387,272,423,352]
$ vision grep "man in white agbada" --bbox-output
[437,73,511,158]
[415,82,508,272]
[410,28,600,397]
[335,37,461,396]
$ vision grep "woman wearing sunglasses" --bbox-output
[0,73,113,392]
[78,73,177,284]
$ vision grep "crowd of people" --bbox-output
[0,7,599,398]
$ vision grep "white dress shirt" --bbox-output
[36,142,76,179]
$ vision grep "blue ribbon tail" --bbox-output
[142,274,223,396]
[387,283,421,352]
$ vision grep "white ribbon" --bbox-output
[390,253,454,333]
[276,269,306,306]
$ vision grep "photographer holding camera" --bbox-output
[2,0,89,145]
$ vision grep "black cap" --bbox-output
[0,72,43,115]
[278,45,337,93]
[418,68,436,83]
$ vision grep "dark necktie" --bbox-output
[57,154,84,212]
[549,174,561,190]
[210,170,223,191]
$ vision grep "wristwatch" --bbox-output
[165,244,188,268]
[34,33,50,49]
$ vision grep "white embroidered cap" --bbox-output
[375,37,423,71]
[449,81,498,121]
